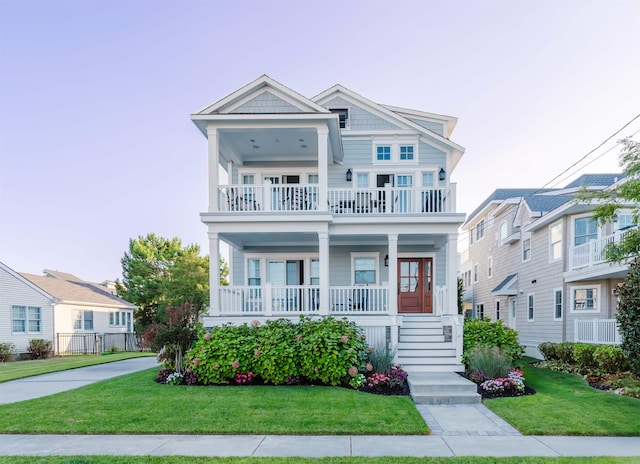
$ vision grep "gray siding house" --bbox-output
[192,75,467,372]
[461,174,633,357]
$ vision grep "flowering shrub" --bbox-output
[385,366,408,388]
[365,373,390,390]
[235,372,254,384]
[165,372,184,385]
[156,368,174,384]
[349,373,366,388]
[480,369,525,395]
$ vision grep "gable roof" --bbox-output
[0,262,57,302]
[464,189,556,227]
[20,272,136,309]
[312,84,465,170]
[563,173,624,189]
[492,274,518,296]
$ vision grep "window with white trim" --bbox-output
[571,286,600,312]
[356,173,369,188]
[522,236,531,262]
[549,222,562,261]
[473,264,479,283]
[616,213,635,230]
[487,256,493,278]
[475,220,485,241]
[574,217,597,246]
[499,222,508,244]
[554,289,563,320]
[247,259,261,286]
[476,303,484,320]
[330,108,349,129]
[307,174,319,184]
[12,305,41,333]
[353,257,377,285]
[399,145,414,160]
[74,310,94,331]
[376,145,391,161]
[422,172,434,187]
[495,300,501,320]
[527,294,535,321]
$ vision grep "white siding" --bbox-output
[0,267,54,354]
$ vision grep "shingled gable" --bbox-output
[312,84,465,170]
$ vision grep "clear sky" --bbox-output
[1,0,639,283]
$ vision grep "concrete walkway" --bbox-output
[0,356,159,404]
[1,358,639,457]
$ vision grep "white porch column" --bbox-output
[388,234,398,315]
[318,231,330,315]
[317,126,329,212]
[446,233,458,315]
[208,231,220,316]
[207,126,220,212]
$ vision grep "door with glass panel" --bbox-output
[397,258,433,313]
[396,175,413,213]
[268,260,303,311]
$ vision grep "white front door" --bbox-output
[508,297,517,330]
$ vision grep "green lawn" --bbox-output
[0,352,155,383]
[485,362,640,436]
[2,458,638,464]
[0,368,427,435]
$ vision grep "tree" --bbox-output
[116,233,227,333]
[580,137,639,261]
[457,277,464,315]
[578,137,640,374]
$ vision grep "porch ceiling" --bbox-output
[220,127,319,163]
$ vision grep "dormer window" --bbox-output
[330,108,349,129]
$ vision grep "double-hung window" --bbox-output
[522,236,531,261]
[527,294,535,321]
[247,259,261,286]
[12,305,41,333]
[475,220,485,241]
[574,217,597,245]
[549,222,562,261]
[353,256,376,285]
[554,289,563,320]
[74,310,94,331]
[571,286,599,312]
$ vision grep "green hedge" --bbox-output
[186,316,369,386]
[462,318,524,366]
[537,341,630,374]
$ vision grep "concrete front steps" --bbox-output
[397,315,479,404]
[397,315,464,373]
[408,371,481,404]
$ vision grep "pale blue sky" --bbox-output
[1,0,639,282]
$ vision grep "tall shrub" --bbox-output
[617,256,640,375]
[27,339,53,359]
[463,318,524,365]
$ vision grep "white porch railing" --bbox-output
[571,227,636,269]
[218,285,389,315]
[434,285,447,316]
[216,185,453,215]
[329,286,388,314]
[218,285,321,315]
[328,186,453,214]
[574,319,622,344]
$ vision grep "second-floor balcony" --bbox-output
[217,184,455,215]
[570,226,637,270]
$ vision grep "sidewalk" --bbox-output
[1,434,639,457]
[0,358,639,457]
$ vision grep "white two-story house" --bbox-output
[191,75,466,372]
[461,174,635,357]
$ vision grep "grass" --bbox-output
[0,352,155,383]
[0,368,427,435]
[485,361,640,436]
[2,458,639,464]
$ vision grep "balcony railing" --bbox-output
[216,185,453,214]
[571,227,636,270]
[574,319,621,344]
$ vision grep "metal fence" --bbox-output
[56,333,141,355]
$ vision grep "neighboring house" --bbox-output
[461,174,635,357]
[0,262,137,355]
[191,75,466,372]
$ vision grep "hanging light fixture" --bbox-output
[439,168,446,181]
[346,169,353,182]
[384,254,389,267]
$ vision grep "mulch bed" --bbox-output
[458,372,536,399]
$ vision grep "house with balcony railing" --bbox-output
[191,75,466,372]
[461,173,634,357]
